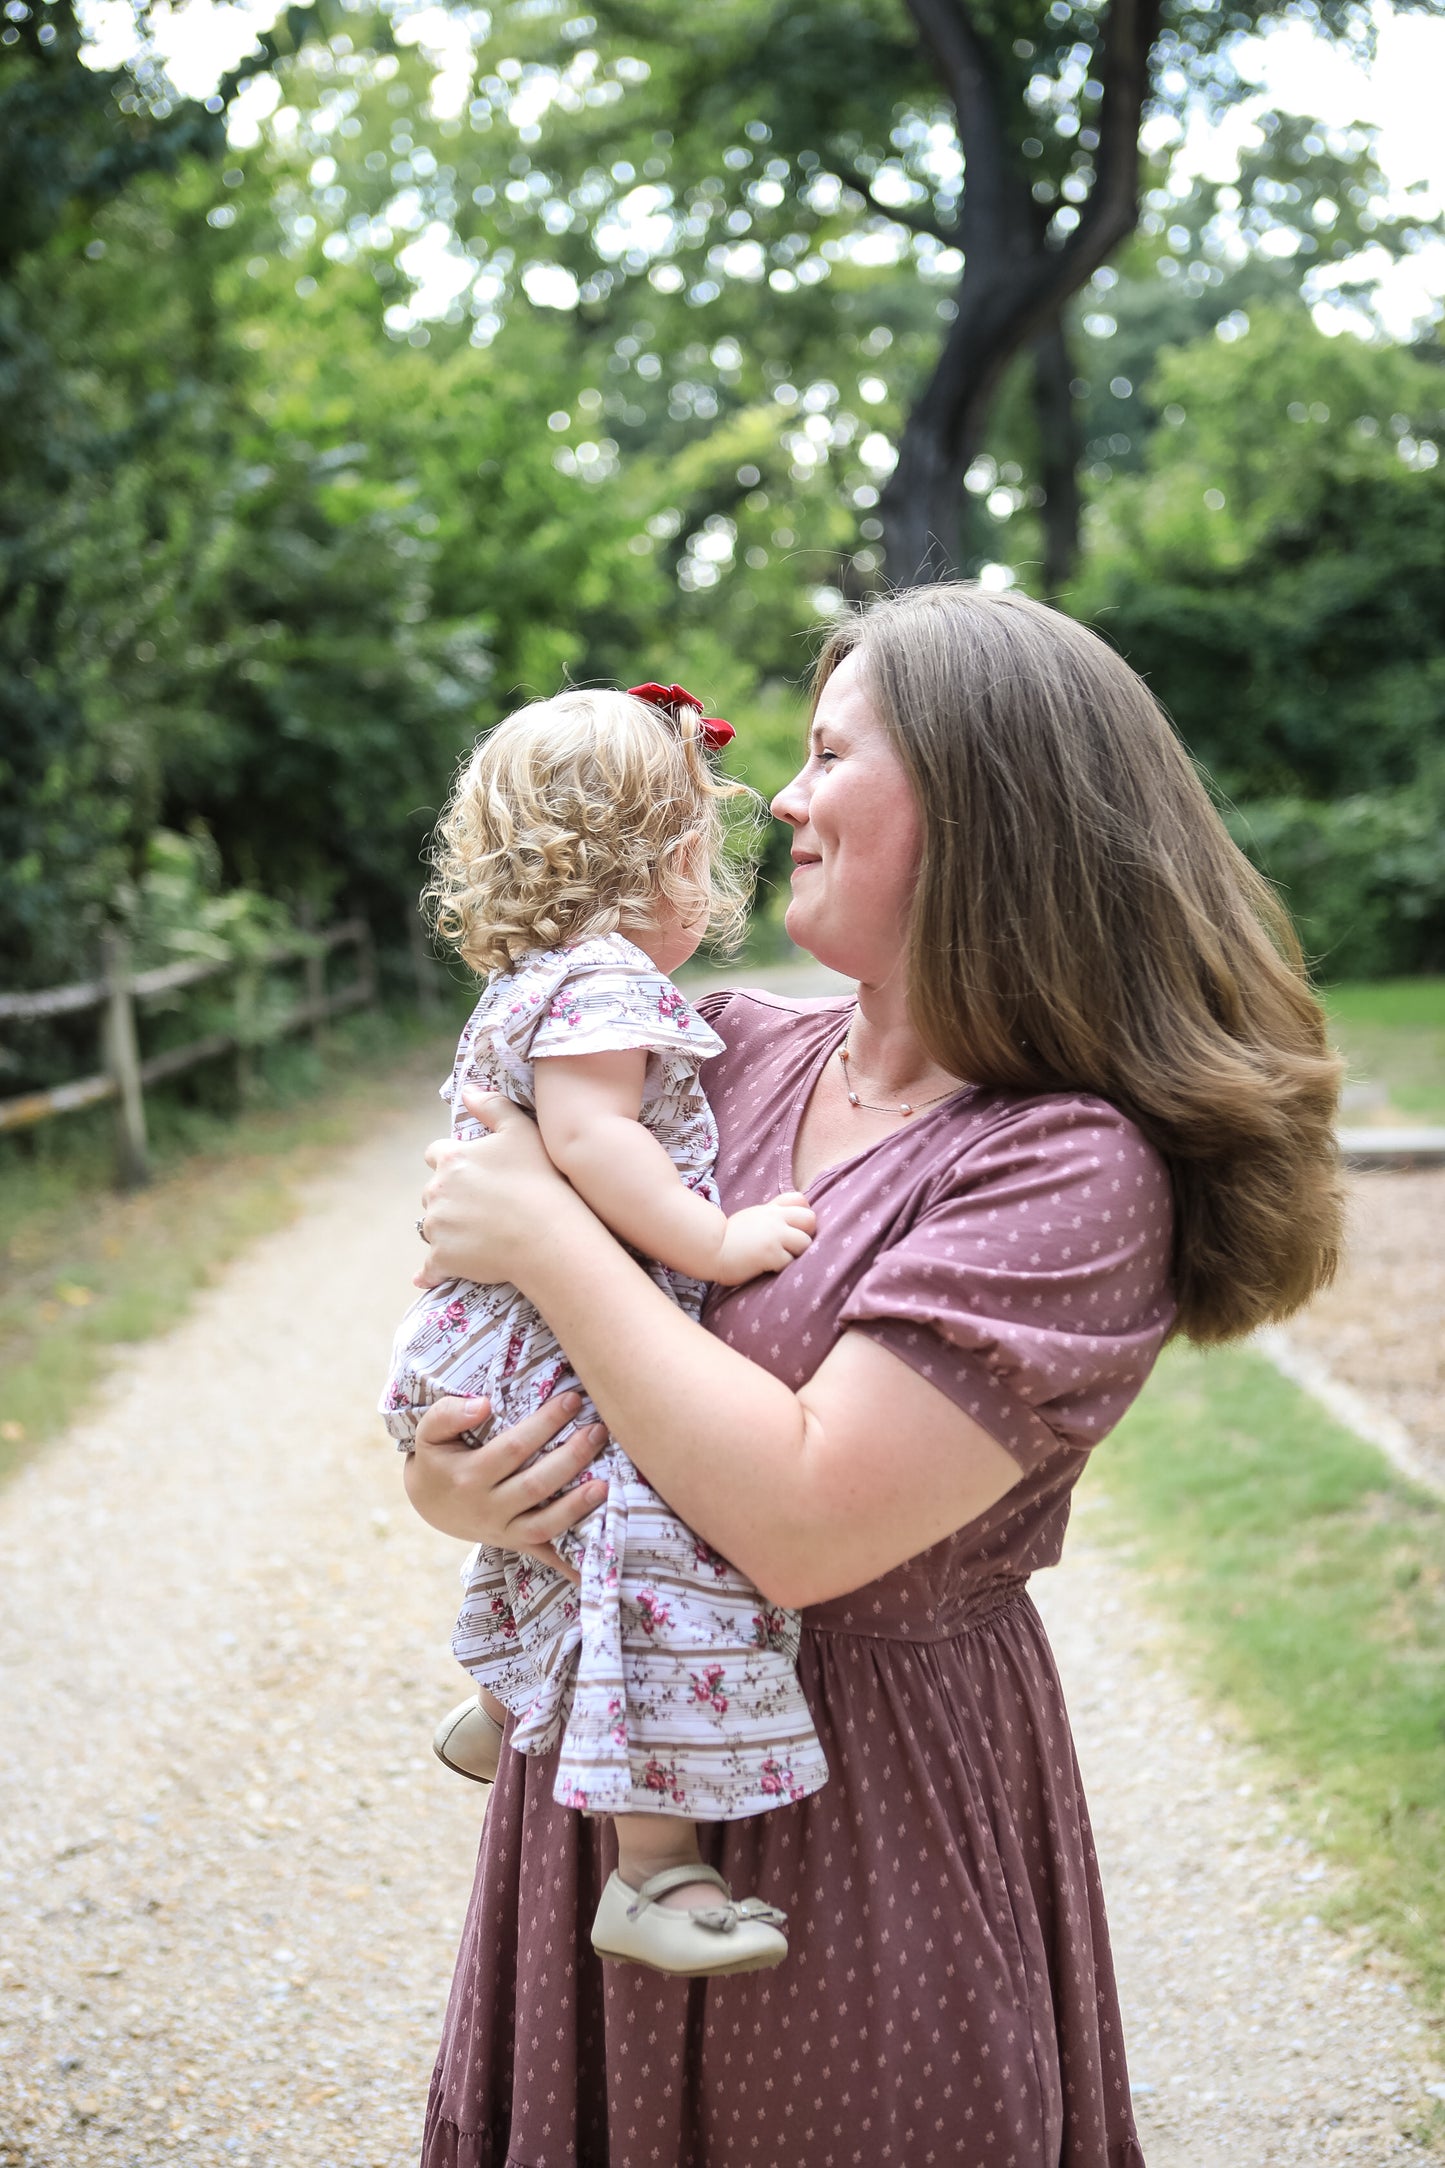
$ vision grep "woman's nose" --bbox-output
[771,768,807,827]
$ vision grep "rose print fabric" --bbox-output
[420,988,1175,2168]
[379,935,827,1820]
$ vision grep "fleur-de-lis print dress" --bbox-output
[380,934,827,1820]
[419,986,1178,2168]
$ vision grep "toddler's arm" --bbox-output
[532,1050,813,1286]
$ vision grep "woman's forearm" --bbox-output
[417,1095,1023,1607]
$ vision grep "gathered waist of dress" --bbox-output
[801,1573,1031,1645]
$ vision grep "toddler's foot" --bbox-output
[432,1695,505,1785]
[590,1865,788,1977]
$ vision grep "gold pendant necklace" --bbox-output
[837,1040,957,1118]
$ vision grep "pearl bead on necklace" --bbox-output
[837,1039,957,1119]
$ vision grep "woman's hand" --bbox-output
[415,1088,573,1290]
[402,1389,608,1582]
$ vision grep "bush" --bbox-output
[1228,783,1445,980]
[1071,306,1445,806]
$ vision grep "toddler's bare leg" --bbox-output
[476,1686,508,1725]
[613,1813,714,1911]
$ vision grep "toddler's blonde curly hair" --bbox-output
[427,688,758,979]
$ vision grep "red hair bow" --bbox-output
[627,680,736,751]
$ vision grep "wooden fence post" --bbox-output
[298,900,328,1053]
[233,959,259,1101]
[101,929,149,1189]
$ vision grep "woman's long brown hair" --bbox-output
[814,584,1343,1345]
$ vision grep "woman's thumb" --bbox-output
[461,1085,512,1128]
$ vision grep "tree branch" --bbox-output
[829,156,959,245]
[902,0,1026,248]
[1065,0,1162,271]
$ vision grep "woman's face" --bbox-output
[771,651,922,984]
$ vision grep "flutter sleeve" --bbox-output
[837,1096,1177,1473]
[498,937,725,1068]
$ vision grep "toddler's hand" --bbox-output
[713,1191,815,1286]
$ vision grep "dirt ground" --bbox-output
[1268,1168,1445,1493]
[1,1092,1442,2167]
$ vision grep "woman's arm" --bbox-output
[417,1093,1023,1609]
[533,1050,815,1285]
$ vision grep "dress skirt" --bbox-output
[419,1586,1147,2168]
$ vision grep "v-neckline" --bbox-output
[781,1003,976,1195]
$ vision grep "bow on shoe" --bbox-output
[687,1898,790,1936]
[622,1865,789,1935]
[627,680,736,751]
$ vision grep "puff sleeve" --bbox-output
[492,936,724,1069]
[836,1097,1177,1473]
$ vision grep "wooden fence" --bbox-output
[0,918,376,1187]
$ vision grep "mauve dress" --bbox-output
[420,989,1176,2168]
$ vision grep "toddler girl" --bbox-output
[381,682,828,1977]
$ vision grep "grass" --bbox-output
[1089,1339,1445,2013]
[1324,976,1445,1125]
[0,1004,460,1489]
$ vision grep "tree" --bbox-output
[339,0,1443,588]
[0,11,660,986]
[978,108,1442,585]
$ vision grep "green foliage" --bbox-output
[1097,1342,1445,2010]
[0,0,230,275]
[0,29,672,993]
[1227,788,1445,980]
[1075,307,1445,799]
[127,825,289,965]
[4,0,1445,1030]
[1059,113,1439,491]
[1070,303,1445,975]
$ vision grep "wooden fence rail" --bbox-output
[0,918,376,1187]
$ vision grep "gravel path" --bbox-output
[2,1091,1441,2166]
[1264,1169,1445,1494]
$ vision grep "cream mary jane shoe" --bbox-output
[591,1864,788,1978]
[432,1698,505,1784]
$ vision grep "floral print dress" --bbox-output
[380,934,828,1821]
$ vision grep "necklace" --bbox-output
[837,1038,958,1118]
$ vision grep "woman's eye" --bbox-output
[816,747,838,766]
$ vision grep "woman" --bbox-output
[404,585,1342,2168]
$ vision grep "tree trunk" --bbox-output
[874,0,1161,590]
[877,274,1035,584]
[1030,315,1083,593]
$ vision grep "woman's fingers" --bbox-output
[414,1393,491,1448]
[506,1423,607,1511]
[482,1393,588,1475]
[511,1475,608,1550]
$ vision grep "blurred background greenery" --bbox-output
[2,0,1443,1092]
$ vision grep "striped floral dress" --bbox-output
[379,933,827,1821]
